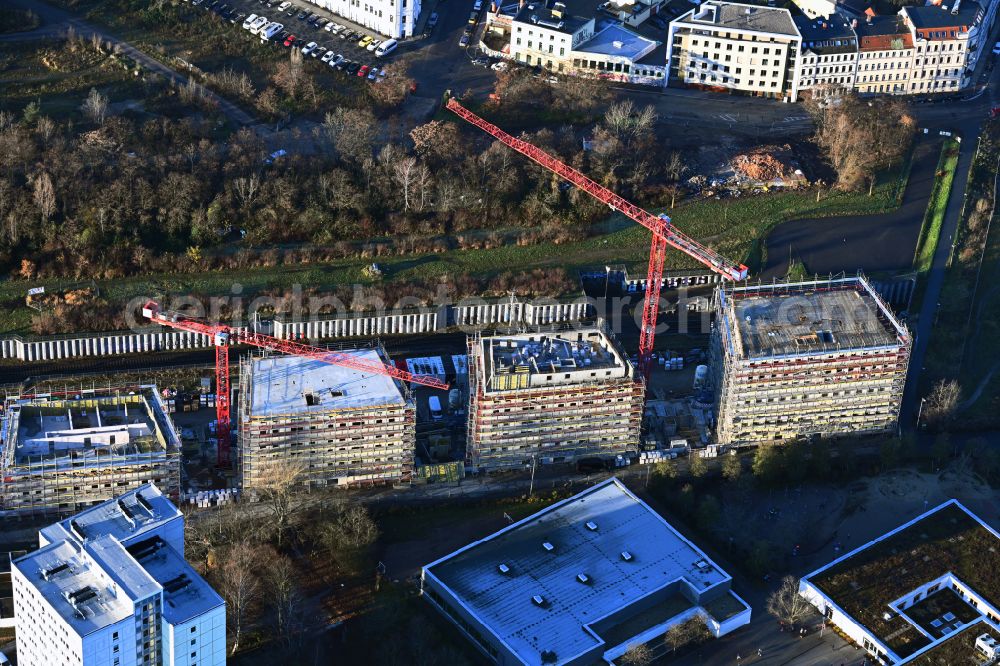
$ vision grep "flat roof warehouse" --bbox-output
[422,479,733,664]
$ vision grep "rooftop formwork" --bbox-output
[711,275,911,446]
[0,387,181,517]
[466,322,644,472]
[237,346,416,490]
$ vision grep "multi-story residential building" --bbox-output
[488,1,669,87]
[902,1,983,94]
[466,325,644,472]
[711,275,910,446]
[12,484,226,666]
[306,0,419,38]
[795,12,859,92]
[237,349,416,489]
[667,2,804,102]
[510,1,595,70]
[854,15,915,94]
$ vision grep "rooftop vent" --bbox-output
[585,521,598,531]
[621,550,634,562]
[543,541,555,552]
[163,574,192,594]
[576,573,591,584]
[532,594,547,606]
[69,519,86,541]
[41,562,70,581]
[135,492,154,513]
[613,40,624,49]
[695,559,709,569]
[498,563,511,574]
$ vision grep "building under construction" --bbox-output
[237,347,416,489]
[711,275,910,446]
[0,387,181,516]
[466,324,644,471]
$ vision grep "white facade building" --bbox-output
[667,2,804,102]
[795,13,859,91]
[799,500,1000,664]
[307,0,419,38]
[12,484,226,666]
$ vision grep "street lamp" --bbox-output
[917,397,927,428]
[603,265,611,300]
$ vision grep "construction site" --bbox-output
[466,323,644,471]
[0,386,181,517]
[236,347,417,490]
[711,275,911,446]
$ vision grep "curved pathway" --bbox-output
[761,138,941,278]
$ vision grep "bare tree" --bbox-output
[664,613,711,653]
[665,151,687,183]
[323,107,378,165]
[923,379,960,426]
[232,173,261,209]
[216,540,261,655]
[254,458,306,545]
[766,576,813,627]
[81,88,109,126]
[265,552,305,645]
[393,156,418,212]
[31,171,56,222]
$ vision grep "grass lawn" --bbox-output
[913,139,960,274]
[922,123,1000,426]
[0,39,148,119]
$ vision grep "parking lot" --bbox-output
[180,0,411,83]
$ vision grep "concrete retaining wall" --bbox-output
[3,299,593,363]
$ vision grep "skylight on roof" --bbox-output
[543,541,555,552]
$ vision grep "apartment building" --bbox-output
[510,1,596,70]
[306,0,419,38]
[712,275,910,447]
[795,12,859,91]
[902,1,983,93]
[854,15,915,94]
[667,2,804,102]
[466,325,643,472]
[237,349,416,489]
[12,484,225,666]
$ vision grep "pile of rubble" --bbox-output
[732,144,797,182]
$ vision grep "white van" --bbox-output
[242,13,258,29]
[374,38,398,57]
[261,22,284,40]
[428,395,443,421]
[248,16,269,33]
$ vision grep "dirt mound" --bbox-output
[732,144,795,181]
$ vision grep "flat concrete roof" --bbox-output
[721,277,906,359]
[576,23,659,59]
[14,537,151,637]
[424,478,730,665]
[679,2,799,37]
[128,537,225,625]
[40,483,181,547]
[248,352,407,418]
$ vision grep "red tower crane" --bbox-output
[142,302,448,468]
[445,97,748,379]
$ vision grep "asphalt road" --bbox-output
[761,138,942,279]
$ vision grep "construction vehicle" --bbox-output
[142,302,448,468]
[444,96,748,381]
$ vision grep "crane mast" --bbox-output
[142,302,448,467]
[444,97,748,379]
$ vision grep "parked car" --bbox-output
[283,33,297,46]
[231,12,245,24]
[278,1,291,10]
[296,9,308,19]
[471,57,488,67]
[313,46,327,58]
[315,17,328,28]
[330,23,344,33]
[367,66,379,80]
[242,13,259,28]
[346,61,361,75]
[337,58,352,71]
[358,35,373,48]
[428,11,439,27]
[321,49,337,63]
[993,41,1000,55]
[459,34,470,46]
[474,0,482,9]
[285,4,298,15]
[375,38,397,56]
[491,60,508,71]
[330,54,345,67]
[301,41,318,55]
[358,64,370,77]
[367,39,381,51]
[468,11,478,23]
